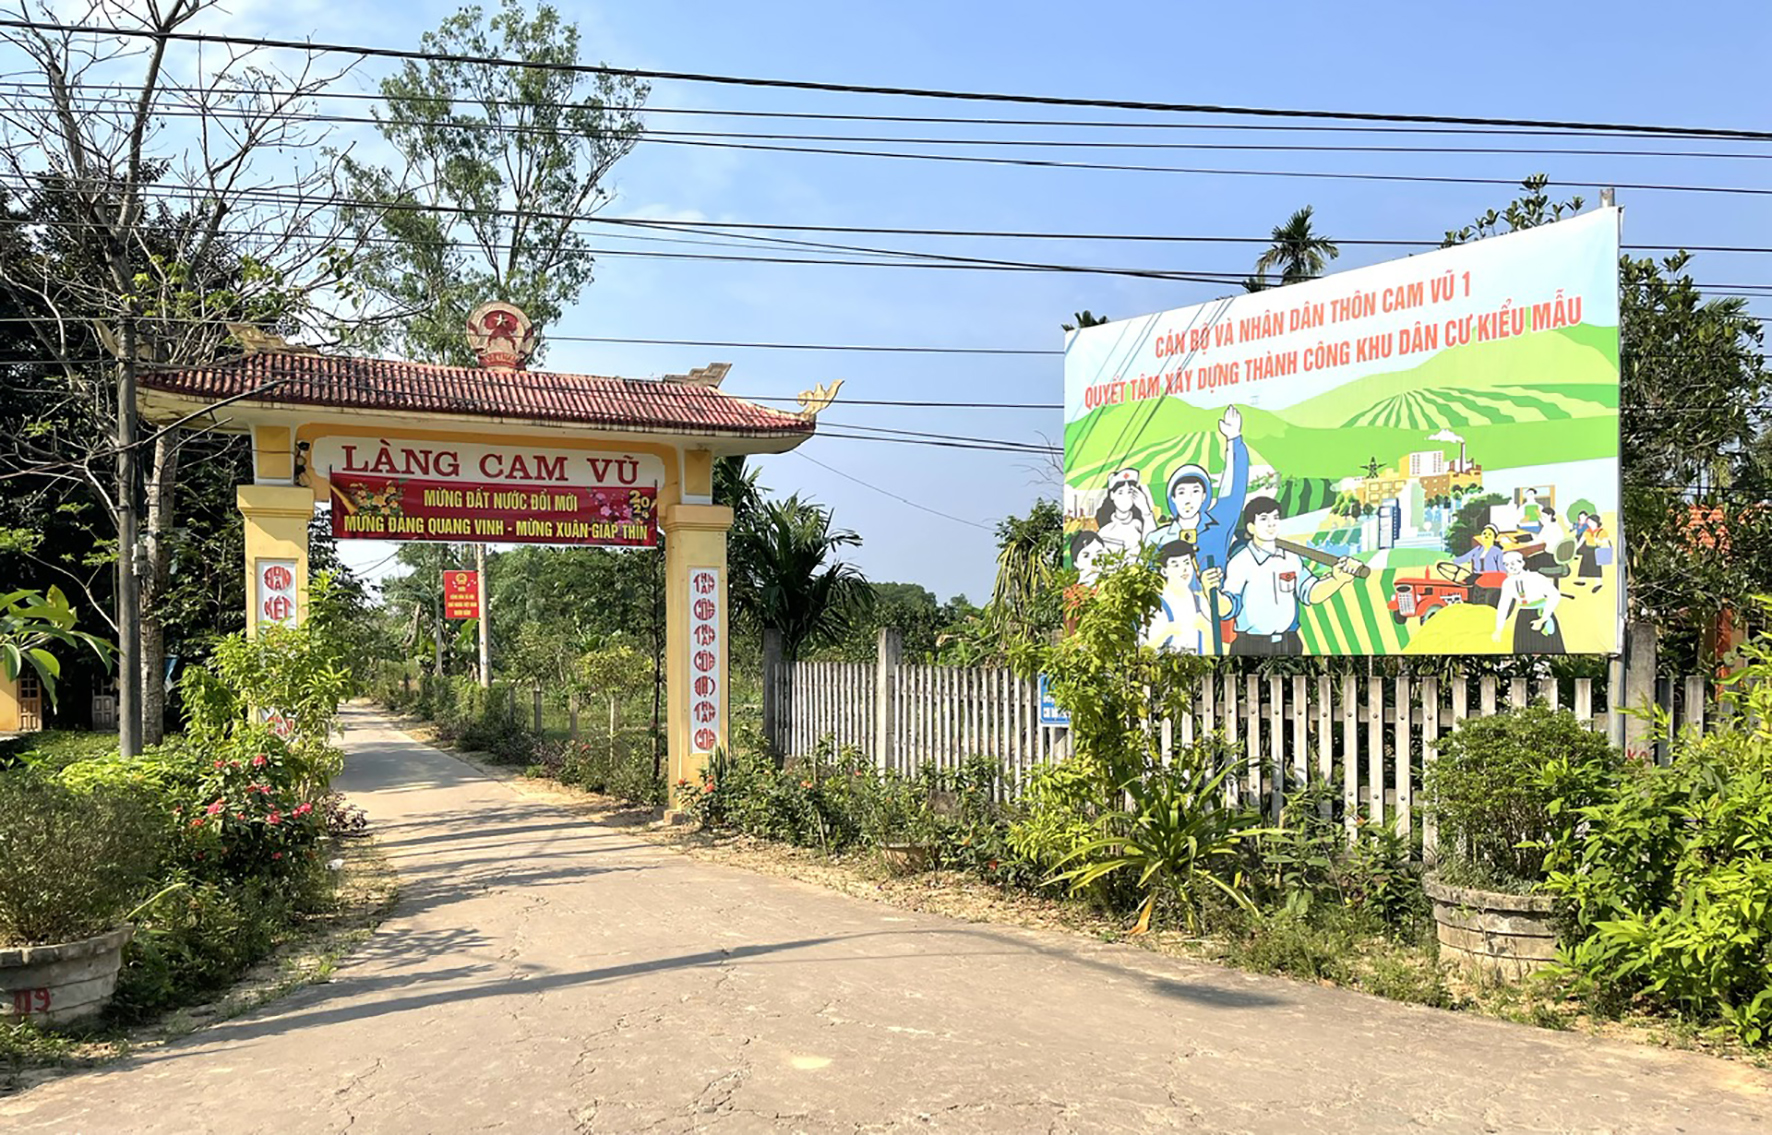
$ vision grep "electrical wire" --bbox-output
[4,17,1770,141]
[11,89,1772,163]
[8,77,1772,144]
[791,450,993,531]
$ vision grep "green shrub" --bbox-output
[0,729,118,773]
[1424,702,1621,890]
[111,869,328,1021]
[1054,739,1269,934]
[1542,721,1772,1045]
[1251,780,1427,938]
[0,772,166,945]
[1007,755,1108,890]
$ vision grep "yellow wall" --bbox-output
[0,674,20,733]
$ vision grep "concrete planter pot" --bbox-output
[1423,876,1558,981]
[0,925,134,1026]
[878,842,932,875]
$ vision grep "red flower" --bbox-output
[206,799,225,816]
[252,754,267,768]
[292,802,313,818]
[701,782,714,794]
[213,760,224,770]
[271,852,283,860]
[267,811,283,825]
[189,817,205,829]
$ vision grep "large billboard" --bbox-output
[1063,208,1621,656]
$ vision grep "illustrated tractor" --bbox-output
[1388,562,1505,624]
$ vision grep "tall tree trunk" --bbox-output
[139,430,180,745]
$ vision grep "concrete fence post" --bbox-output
[761,627,784,753]
[875,627,902,772]
[1623,619,1658,761]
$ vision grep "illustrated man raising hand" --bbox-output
[1145,405,1247,578]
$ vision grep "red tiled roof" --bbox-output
[140,351,814,438]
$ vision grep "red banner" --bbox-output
[329,473,657,547]
[443,570,480,619]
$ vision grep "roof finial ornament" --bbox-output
[466,301,537,371]
[796,379,843,420]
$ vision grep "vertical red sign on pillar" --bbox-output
[688,568,721,754]
[443,570,480,619]
[256,560,298,627]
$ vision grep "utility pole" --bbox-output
[476,542,491,686]
[114,253,142,759]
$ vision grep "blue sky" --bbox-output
[225,0,1772,599]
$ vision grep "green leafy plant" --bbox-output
[1539,677,1772,1045]
[0,772,165,945]
[0,586,114,708]
[1053,740,1269,935]
[1424,702,1621,890]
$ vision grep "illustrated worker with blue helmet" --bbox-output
[1142,405,1247,656]
[1144,405,1249,577]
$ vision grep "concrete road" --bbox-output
[6,707,1768,1133]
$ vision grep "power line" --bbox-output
[13,89,1772,163]
[816,420,1058,452]
[13,79,1772,142]
[8,183,1772,299]
[791,450,992,531]
[5,17,1770,140]
[636,135,1772,197]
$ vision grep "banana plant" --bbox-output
[0,587,115,708]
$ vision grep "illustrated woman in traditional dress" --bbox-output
[1493,550,1565,652]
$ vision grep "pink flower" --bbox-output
[271,852,283,860]
[267,811,283,825]
[206,799,225,816]
[252,754,267,768]
[292,802,313,818]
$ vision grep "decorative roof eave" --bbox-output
[135,349,817,455]
[137,386,815,456]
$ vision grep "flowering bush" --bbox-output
[179,731,326,887]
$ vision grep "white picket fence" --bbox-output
[768,655,1721,855]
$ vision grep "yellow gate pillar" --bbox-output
[238,485,313,636]
[662,499,733,811]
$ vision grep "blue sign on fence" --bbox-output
[1038,675,1070,728]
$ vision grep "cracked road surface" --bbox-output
[6,706,1768,1133]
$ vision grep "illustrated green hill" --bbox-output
[1280,326,1617,424]
[1066,325,1619,490]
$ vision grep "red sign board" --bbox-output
[329,473,657,547]
[443,570,480,620]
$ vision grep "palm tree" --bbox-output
[1253,206,1340,287]
[986,499,1063,649]
[1060,310,1110,332]
[729,495,873,662]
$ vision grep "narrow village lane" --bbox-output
[6,706,1768,1134]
